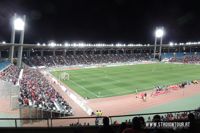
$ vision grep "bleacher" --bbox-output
[0,60,10,71]
[0,64,73,123]
[19,67,73,118]
[23,53,150,67]
[0,64,20,85]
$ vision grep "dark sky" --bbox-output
[0,0,200,44]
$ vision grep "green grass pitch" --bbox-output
[51,63,200,99]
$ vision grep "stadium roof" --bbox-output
[1,41,200,49]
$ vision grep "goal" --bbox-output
[59,72,69,80]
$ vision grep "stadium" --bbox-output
[1,2,200,132]
[1,38,200,130]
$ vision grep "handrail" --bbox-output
[109,109,199,118]
[0,109,198,128]
[0,109,198,121]
[19,105,71,115]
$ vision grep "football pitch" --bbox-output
[51,63,200,99]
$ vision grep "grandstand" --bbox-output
[0,45,74,127]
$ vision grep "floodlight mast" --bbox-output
[153,27,164,60]
[17,15,26,68]
[10,13,16,64]
[9,13,26,68]
[153,27,158,59]
[158,27,164,60]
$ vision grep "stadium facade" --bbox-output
[1,42,200,61]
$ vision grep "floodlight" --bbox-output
[2,41,6,44]
[14,18,25,31]
[49,42,56,47]
[169,42,174,46]
[155,28,164,38]
[79,43,84,47]
[64,42,69,47]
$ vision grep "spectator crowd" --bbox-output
[23,53,150,67]
[19,67,73,115]
[169,55,200,63]
[0,64,20,85]
[0,64,73,116]
[68,110,200,133]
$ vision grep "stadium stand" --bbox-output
[169,55,200,63]
[23,53,150,67]
[0,64,20,85]
[19,67,73,115]
[0,63,73,118]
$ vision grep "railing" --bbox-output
[19,105,72,125]
[0,109,199,128]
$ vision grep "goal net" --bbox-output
[59,72,69,80]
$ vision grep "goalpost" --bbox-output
[59,72,69,80]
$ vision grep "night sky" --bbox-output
[0,0,200,44]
